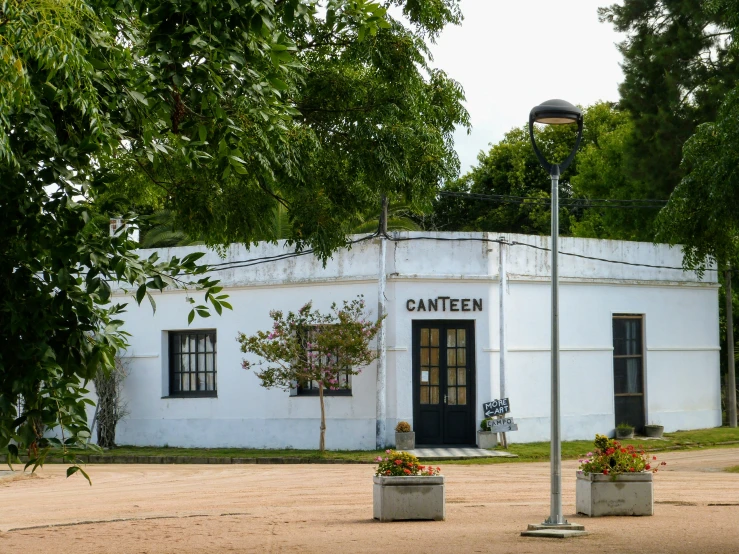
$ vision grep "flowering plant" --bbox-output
[578,434,666,479]
[375,450,441,477]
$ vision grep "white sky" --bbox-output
[427,0,626,175]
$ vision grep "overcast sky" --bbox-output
[427,1,626,175]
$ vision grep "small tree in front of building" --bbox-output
[238,297,381,452]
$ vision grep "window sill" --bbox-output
[162,393,218,399]
[295,390,352,397]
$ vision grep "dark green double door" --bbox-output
[412,320,476,446]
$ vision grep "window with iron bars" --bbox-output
[168,331,217,397]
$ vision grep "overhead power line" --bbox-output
[438,191,668,209]
[203,233,714,274]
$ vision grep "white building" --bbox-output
[111,232,721,450]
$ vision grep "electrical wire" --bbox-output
[201,233,715,274]
[438,191,668,209]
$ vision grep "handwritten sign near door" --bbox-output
[482,398,510,418]
[486,417,518,433]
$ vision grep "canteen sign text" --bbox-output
[406,297,483,312]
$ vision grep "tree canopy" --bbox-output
[599,0,739,199]
[431,102,656,240]
[0,0,466,473]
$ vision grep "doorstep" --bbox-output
[405,447,517,460]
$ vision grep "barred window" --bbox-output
[169,331,217,397]
[297,326,351,396]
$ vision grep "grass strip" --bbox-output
[53,427,739,466]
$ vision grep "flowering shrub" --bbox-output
[375,450,441,477]
[238,296,381,451]
[578,434,666,479]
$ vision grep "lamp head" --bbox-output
[530,99,582,125]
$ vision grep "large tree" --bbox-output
[0,0,466,474]
[599,0,739,199]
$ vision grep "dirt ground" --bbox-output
[1,448,738,554]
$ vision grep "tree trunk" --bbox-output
[319,382,326,452]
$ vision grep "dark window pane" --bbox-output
[614,358,643,394]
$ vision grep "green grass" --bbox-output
[726,465,739,473]
[60,426,739,466]
[68,445,385,462]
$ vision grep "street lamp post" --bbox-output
[522,99,586,537]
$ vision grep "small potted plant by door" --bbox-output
[373,450,444,522]
[644,423,664,438]
[576,434,666,517]
[615,421,634,440]
[478,419,498,449]
[394,421,415,450]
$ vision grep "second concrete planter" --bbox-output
[477,430,498,449]
[373,475,445,521]
[576,472,653,516]
[395,431,415,450]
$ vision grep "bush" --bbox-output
[395,421,411,433]
[480,418,493,431]
[375,450,440,477]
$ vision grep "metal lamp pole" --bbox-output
[528,99,583,529]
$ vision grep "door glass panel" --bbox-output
[430,348,439,365]
[421,387,430,404]
[447,388,457,405]
[457,349,466,365]
[421,328,429,346]
[430,367,439,385]
[420,369,429,384]
[447,349,456,366]
[457,368,466,386]
[421,348,429,365]
[447,329,456,347]
[430,387,440,404]
[447,368,456,386]
[458,387,467,405]
[457,329,466,347]
[430,329,439,346]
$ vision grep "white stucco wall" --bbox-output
[110,232,721,449]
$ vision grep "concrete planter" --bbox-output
[644,425,664,438]
[395,431,415,450]
[576,472,653,517]
[477,430,498,449]
[373,475,445,521]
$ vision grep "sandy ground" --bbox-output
[0,448,738,553]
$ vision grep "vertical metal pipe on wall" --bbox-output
[376,197,389,449]
[726,268,737,427]
[499,236,508,448]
